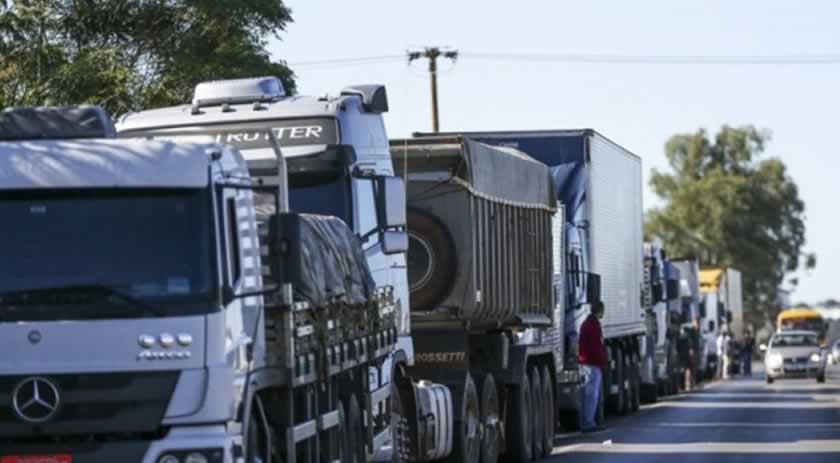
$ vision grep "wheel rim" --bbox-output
[407,232,435,292]
[464,378,481,463]
[480,375,500,463]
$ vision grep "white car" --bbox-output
[761,331,826,384]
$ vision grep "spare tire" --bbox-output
[407,208,456,311]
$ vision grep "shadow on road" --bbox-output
[548,375,840,462]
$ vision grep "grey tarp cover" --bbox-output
[255,194,376,306]
[0,106,116,141]
[463,138,555,209]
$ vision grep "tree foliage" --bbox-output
[646,126,814,326]
[0,0,295,115]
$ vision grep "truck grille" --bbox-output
[0,372,178,438]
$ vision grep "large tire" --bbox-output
[478,374,500,463]
[530,367,545,458]
[766,376,774,384]
[505,369,532,463]
[446,375,481,463]
[391,379,408,463]
[608,347,626,416]
[629,355,641,413]
[406,209,456,311]
[246,396,273,463]
[540,367,555,457]
[619,352,631,416]
[817,374,826,384]
[345,395,366,463]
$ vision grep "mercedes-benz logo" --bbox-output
[12,377,61,423]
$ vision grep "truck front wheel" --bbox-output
[345,395,366,463]
[245,396,274,463]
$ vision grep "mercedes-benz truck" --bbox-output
[1,102,398,463]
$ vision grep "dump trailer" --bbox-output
[410,130,646,423]
[117,77,411,461]
[388,135,563,463]
[0,104,397,463]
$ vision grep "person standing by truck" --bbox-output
[742,330,755,376]
[580,301,609,432]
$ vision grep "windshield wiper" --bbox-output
[0,283,165,317]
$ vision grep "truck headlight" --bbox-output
[810,352,822,363]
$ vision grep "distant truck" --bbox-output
[672,258,704,382]
[641,241,683,400]
[402,130,646,434]
[698,267,743,378]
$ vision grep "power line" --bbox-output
[459,52,840,65]
[289,55,404,68]
[289,52,840,68]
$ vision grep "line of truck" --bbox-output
[0,77,743,463]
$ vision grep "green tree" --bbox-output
[0,0,295,116]
[646,126,814,328]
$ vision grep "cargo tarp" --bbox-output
[463,138,554,209]
[255,193,375,306]
[0,106,116,141]
[293,213,376,306]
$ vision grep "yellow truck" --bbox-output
[777,307,827,346]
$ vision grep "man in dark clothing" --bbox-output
[742,331,755,376]
[579,301,608,432]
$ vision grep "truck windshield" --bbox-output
[288,167,352,227]
[0,188,217,321]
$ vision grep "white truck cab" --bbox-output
[117,77,412,461]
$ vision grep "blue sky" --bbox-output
[270,0,839,304]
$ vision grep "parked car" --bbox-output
[761,330,826,384]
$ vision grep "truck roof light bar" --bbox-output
[191,76,286,115]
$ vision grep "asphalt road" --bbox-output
[548,364,840,462]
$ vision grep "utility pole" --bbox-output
[408,47,458,132]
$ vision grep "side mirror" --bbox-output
[375,175,407,255]
[376,175,406,228]
[708,320,715,332]
[759,344,767,352]
[382,230,408,254]
[586,273,601,304]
